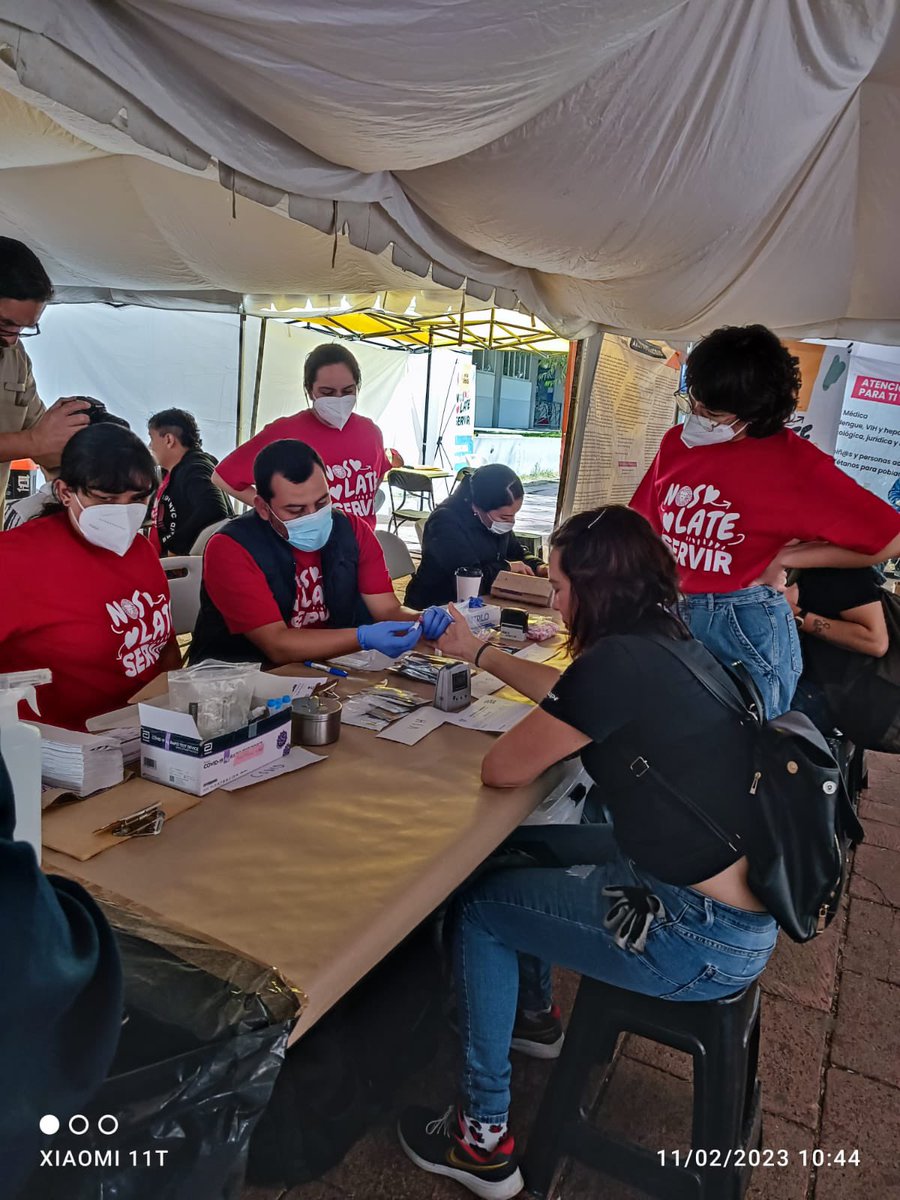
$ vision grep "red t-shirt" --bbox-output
[631,427,900,593]
[203,513,392,634]
[0,513,173,730]
[215,410,391,529]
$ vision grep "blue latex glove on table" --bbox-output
[357,621,422,657]
[420,606,454,642]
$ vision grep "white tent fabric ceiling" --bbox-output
[0,1,898,342]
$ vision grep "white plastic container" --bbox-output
[0,669,52,859]
[520,764,591,826]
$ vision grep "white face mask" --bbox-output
[490,519,515,535]
[71,495,146,556]
[680,412,745,449]
[312,394,357,430]
[474,506,515,536]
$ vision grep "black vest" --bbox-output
[189,510,372,664]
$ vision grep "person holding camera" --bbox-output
[3,398,130,530]
[0,237,97,527]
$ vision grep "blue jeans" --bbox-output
[453,827,777,1122]
[679,586,802,718]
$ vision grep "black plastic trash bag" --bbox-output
[19,900,299,1200]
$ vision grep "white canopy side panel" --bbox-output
[25,305,241,460]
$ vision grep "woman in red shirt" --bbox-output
[631,325,900,716]
[0,423,181,730]
[212,343,400,529]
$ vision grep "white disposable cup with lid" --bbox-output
[455,568,483,603]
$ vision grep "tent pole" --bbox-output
[421,327,434,463]
[235,312,246,446]
[249,318,268,438]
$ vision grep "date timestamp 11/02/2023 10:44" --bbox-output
[657,1149,860,1169]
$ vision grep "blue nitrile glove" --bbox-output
[358,621,423,657]
[420,606,454,642]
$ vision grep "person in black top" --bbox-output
[398,505,777,1200]
[787,567,890,735]
[148,408,233,555]
[404,464,546,608]
[0,751,122,1191]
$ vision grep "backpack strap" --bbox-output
[615,722,744,856]
[646,633,763,726]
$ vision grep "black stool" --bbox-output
[523,976,762,1199]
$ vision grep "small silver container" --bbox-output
[292,696,342,746]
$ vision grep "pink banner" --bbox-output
[851,375,900,406]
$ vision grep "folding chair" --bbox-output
[387,469,435,534]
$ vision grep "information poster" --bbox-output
[570,334,678,510]
[834,355,900,508]
[452,362,476,471]
[783,340,850,454]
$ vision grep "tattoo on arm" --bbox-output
[811,617,831,636]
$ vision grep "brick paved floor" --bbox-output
[245,754,900,1200]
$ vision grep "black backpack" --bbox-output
[642,636,864,943]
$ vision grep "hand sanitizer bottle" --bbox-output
[0,669,52,860]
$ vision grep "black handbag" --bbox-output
[634,636,864,943]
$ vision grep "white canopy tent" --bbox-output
[24,304,467,468]
[0,1,899,343]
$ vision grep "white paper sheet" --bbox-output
[376,706,448,745]
[446,695,533,733]
[514,643,559,664]
[262,677,322,700]
[471,670,505,699]
[219,747,326,791]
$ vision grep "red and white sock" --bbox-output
[459,1109,509,1155]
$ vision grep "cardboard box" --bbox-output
[490,570,553,606]
[138,695,292,796]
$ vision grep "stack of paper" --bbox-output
[86,707,142,765]
[34,723,125,797]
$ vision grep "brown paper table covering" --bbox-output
[42,778,200,860]
[43,632,570,1041]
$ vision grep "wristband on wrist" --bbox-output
[474,642,491,668]
[794,609,807,630]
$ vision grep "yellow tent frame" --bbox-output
[277,306,570,354]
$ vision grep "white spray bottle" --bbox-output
[0,669,52,860]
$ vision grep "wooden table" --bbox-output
[44,649,568,1043]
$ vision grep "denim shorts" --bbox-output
[679,586,802,717]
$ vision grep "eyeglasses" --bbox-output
[673,387,695,415]
[673,387,731,422]
[0,322,41,338]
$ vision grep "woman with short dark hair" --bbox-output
[632,324,900,716]
[212,342,399,528]
[0,423,181,729]
[405,463,546,608]
[398,505,777,1199]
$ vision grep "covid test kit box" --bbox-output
[138,696,292,796]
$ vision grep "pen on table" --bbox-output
[303,661,349,678]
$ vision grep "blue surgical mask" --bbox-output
[272,502,334,552]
